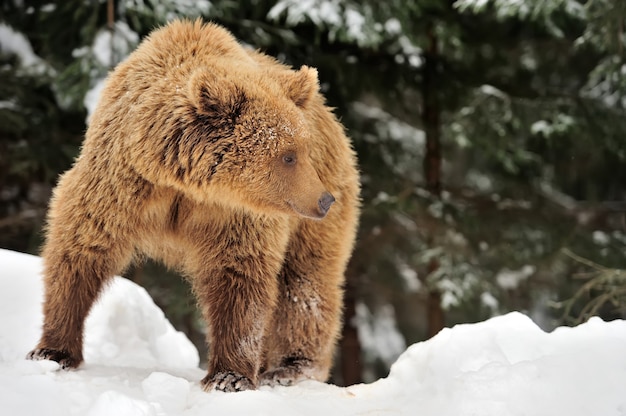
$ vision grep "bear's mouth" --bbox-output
[287,201,327,220]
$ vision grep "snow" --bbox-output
[84,78,107,124]
[495,264,536,290]
[454,0,586,20]
[81,21,140,121]
[268,0,343,27]
[1,248,626,415]
[267,0,381,47]
[92,22,139,68]
[454,0,585,37]
[0,249,199,367]
[122,0,211,22]
[383,18,402,36]
[397,261,421,293]
[355,303,406,368]
[0,23,49,74]
[480,291,499,310]
[351,101,425,153]
[592,230,610,246]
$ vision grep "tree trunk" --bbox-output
[425,260,445,338]
[422,22,446,338]
[339,262,362,386]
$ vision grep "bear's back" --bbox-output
[134,20,253,72]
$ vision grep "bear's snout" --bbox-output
[318,192,335,216]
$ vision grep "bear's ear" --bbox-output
[188,69,248,123]
[284,66,319,108]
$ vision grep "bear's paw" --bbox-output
[201,371,255,392]
[26,348,80,369]
[259,357,313,387]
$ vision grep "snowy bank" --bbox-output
[1,248,625,416]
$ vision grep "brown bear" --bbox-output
[27,20,360,392]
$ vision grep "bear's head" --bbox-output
[169,64,334,219]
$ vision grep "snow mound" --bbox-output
[1,248,626,416]
[0,249,198,368]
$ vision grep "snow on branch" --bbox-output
[454,0,586,37]
[267,0,410,48]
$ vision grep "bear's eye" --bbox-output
[282,153,297,166]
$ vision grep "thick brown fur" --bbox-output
[27,20,360,392]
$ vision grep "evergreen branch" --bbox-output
[578,285,626,323]
[556,253,626,324]
[561,248,608,271]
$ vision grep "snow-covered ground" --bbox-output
[1,248,625,416]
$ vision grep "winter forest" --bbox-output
[1,0,625,388]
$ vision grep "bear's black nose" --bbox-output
[318,192,335,216]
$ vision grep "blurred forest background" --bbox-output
[1,0,625,386]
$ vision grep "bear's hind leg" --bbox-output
[28,246,128,369]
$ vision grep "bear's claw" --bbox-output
[259,357,313,387]
[26,348,80,369]
[201,371,255,392]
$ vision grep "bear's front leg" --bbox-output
[259,264,343,387]
[188,213,290,393]
[193,264,280,393]
[260,220,348,387]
